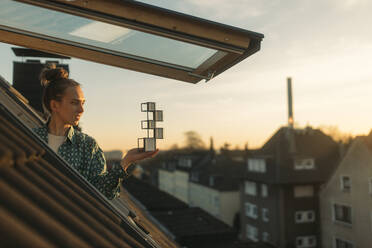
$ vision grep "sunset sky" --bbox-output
[0,0,371,152]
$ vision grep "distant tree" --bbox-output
[318,125,353,144]
[221,142,231,150]
[169,143,179,150]
[183,131,205,149]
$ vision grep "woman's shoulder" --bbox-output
[32,125,48,141]
[73,128,98,146]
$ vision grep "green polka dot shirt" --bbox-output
[33,125,125,200]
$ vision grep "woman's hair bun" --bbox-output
[40,63,69,86]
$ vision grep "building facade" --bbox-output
[157,150,244,227]
[240,127,340,247]
[320,133,372,248]
[189,178,240,226]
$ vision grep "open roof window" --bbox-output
[0,0,263,83]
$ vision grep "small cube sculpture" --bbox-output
[138,102,164,151]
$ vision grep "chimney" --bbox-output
[287,77,294,129]
[286,77,296,154]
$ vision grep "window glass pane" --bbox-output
[0,0,220,69]
[245,181,257,196]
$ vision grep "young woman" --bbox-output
[33,64,158,199]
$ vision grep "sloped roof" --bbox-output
[255,126,338,160]
[115,190,180,248]
[151,207,234,238]
[191,154,245,191]
[122,177,188,211]
[122,177,237,248]
[362,130,372,152]
[140,149,212,172]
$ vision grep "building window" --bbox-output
[261,184,268,197]
[294,185,314,198]
[333,203,352,224]
[245,202,258,219]
[191,172,199,182]
[340,176,351,192]
[178,158,192,168]
[296,236,316,248]
[209,176,214,186]
[246,224,258,242]
[262,232,270,242]
[295,211,315,223]
[262,208,269,222]
[247,159,266,173]
[213,195,219,207]
[245,181,257,196]
[294,158,315,170]
[334,237,354,248]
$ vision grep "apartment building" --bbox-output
[240,126,339,247]
[154,148,245,227]
[158,150,211,203]
[320,132,372,248]
[189,154,245,226]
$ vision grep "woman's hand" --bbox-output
[120,148,159,171]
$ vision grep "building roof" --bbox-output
[362,130,372,152]
[258,126,337,158]
[151,207,235,238]
[141,149,213,172]
[122,177,188,211]
[244,126,340,184]
[123,177,237,248]
[115,190,180,248]
[191,153,246,191]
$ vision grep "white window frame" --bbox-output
[295,211,315,223]
[246,224,258,242]
[245,181,257,196]
[245,202,258,219]
[332,202,352,225]
[247,159,266,173]
[340,175,351,192]
[296,236,317,248]
[261,184,268,198]
[333,237,354,248]
[294,158,315,170]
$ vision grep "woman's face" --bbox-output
[52,86,85,126]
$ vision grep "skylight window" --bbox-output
[0,0,263,83]
[70,21,132,44]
